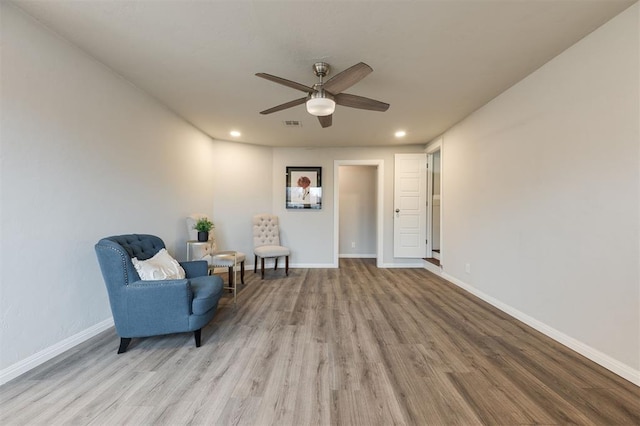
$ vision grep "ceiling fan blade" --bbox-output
[335,93,389,112]
[318,115,332,128]
[255,73,314,93]
[259,97,307,115]
[323,62,373,94]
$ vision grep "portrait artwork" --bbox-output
[286,166,322,209]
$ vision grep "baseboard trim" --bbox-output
[0,317,114,386]
[379,262,425,268]
[291,263,336,268]
[339,254,377,258]
[246,263,338,270]
[441,272,640,387]
[249,261,424,269]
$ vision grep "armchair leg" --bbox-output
[274,258,278,270]
[254,255,258,273]
[261,257,265,280]
[285,255,289,276]
[117,337,131,354]
[194,329,202,347]
[240,260,245,284]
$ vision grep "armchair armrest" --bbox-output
[180,260,209,278]
[126,279,192,319]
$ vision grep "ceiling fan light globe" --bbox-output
[306,97,336,116]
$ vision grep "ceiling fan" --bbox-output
[256,62,390,128]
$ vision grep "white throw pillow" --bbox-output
[132,248,186,280]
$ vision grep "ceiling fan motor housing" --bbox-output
[313,62,330,78]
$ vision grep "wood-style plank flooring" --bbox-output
[1,259,639,425]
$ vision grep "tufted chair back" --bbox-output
[96,234,165,287]
[253,214,282,248]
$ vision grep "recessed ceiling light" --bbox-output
[230,130,241,137]
[395,130,406,138]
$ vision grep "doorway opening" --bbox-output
[333,160,384,268]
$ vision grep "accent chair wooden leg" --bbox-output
[285,255,289,276]
[261,257,265,279]
[240,260,245,284]
[274,258,278,270]
[227,266,234,292]
[194,329,202,347]
[254,255,258,273]
[117,337,131,354]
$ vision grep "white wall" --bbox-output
[439,4,639,382]
[1,4,217,380]
[203,144,425,270]
[270,146,424,267]
[338,166,377,257]
[210,139,273,262]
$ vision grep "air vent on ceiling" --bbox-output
[283,120,302,127]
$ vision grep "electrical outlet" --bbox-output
[465,263,471,274]
[351,242,356,248]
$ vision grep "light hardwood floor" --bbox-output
[1,258,639,425]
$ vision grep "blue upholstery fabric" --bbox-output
[189,276,224,315]
[95,234,223,341]
[181,259,208,279]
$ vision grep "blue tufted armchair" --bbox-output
[95,234,224,353]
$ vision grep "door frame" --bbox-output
[425,138,443,265]
[426,153,435,258]
[333,160,384,268]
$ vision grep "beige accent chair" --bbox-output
[253,214,290,279]
[186,214,245,286]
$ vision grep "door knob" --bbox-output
[395,209,400,213]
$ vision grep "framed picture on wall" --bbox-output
[286,166,322,209]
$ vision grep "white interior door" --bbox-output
[394,153,426,258]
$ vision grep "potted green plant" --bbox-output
[194,217,214,242]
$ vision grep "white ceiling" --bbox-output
[13,0,636,147]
